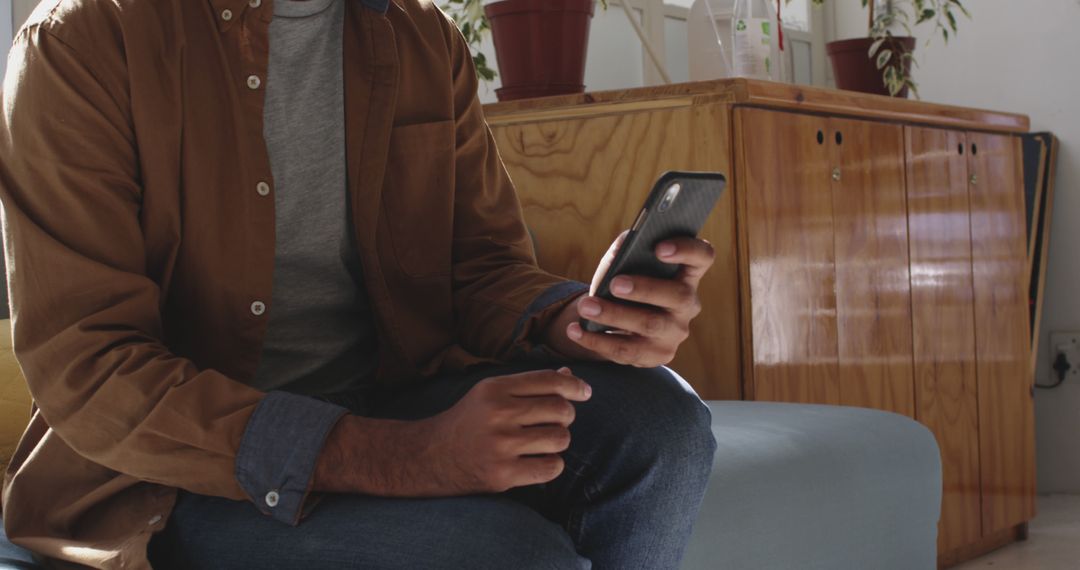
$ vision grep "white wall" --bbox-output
[834,0,1080,493]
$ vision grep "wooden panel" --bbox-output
[968,132,1036,533]
[734,80,1029,134]
[489,102,742,400]
[830,117,915,417]
[484,79,1030,134]
[737,108,839,405]
[906,126,982,553]
[937,523,1028,569]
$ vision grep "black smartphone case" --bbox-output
[581,171,726,334]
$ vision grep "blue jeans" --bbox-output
[147,362,718,569]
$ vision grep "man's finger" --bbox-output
[499,369,592,401]
[589,230,630,295]
[512,426,572,455]
[655,238,715,288]
[604,275,700,318]
[510,454,566,487]
[566,323,671,367]
[576,295,683,340]
[514,395,577,427]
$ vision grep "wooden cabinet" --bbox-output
[967,132,1037,534]
[735,109,914,417]
[736,109,840,406]
[906,126,983,553]
[484,79,1034,566]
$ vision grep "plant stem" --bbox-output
[868,0,875,35]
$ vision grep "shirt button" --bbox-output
[256,181,271,196]
[265,490,280,508]
[249,0,262,7]
[221,9,233,21]
[250,301,266,316]
[247,75,262,90]
[148,514,163,526]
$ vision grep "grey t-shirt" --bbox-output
[253,0,378,395]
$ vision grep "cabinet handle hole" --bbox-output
[816,130,824,145]
[835,131,843,145]
[958,143,964,155]
[972,143,978,155]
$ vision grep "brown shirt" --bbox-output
[0,0,581,567]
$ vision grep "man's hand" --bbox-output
[545,234,716,367]
[314,368,591,497]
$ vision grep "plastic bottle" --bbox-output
[689,0,735,81]
[731,0,784,81]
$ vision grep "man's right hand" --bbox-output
[313,367,592,497]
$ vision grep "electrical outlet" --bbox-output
[1049,332,1080,381]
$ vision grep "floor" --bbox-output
[953,495,1080,569]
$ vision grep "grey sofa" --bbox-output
[1,401,943,570]
[683,401,943,570]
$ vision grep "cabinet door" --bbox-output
[906,126,982,553]
[737,108,839,405]
[968,132,1036,533]
[831,117,914,417]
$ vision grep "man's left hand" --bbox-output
[545,236,715,368]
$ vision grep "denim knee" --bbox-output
[440,502,591,570]
[572,363,717,473]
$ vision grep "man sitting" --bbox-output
[0,0,717,567]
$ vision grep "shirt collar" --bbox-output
[206,0,390,32]
[360,0,391,12]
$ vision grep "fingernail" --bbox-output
[579,297,601,317]
[557,366,572,375]
[583,383,593,398]
[567,323,583,340]
[658,243,676,258]
[611,277,633,295]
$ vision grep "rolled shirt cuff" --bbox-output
[235,390,348,525]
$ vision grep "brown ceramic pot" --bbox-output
[484,0,595,102]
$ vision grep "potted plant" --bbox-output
[809,0,969,98]
[442,0,607,101]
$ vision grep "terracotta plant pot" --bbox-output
[484,0,595,102]
[826,36,916,98]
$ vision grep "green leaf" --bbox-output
[946,9,958,32]
[876,48,893,69]
[869,37,886,58]
[950,0,971,18]
[917,8,935,24]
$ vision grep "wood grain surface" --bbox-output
[484,87,1036,564]
[737,108,840,406]
[906,126,983,554]
[831,117,915,417]
[484,79,1030,134]
[968,132,1037,535]
[489,102,742,400]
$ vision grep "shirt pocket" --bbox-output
[382,120,455,278]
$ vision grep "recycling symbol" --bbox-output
[735,19,747,32]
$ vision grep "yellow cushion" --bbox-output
[0,319,31,470]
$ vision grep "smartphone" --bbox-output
[580,171,726,334]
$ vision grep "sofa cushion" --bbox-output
[683,401,942,570]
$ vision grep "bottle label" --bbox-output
[734,17,772,79]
